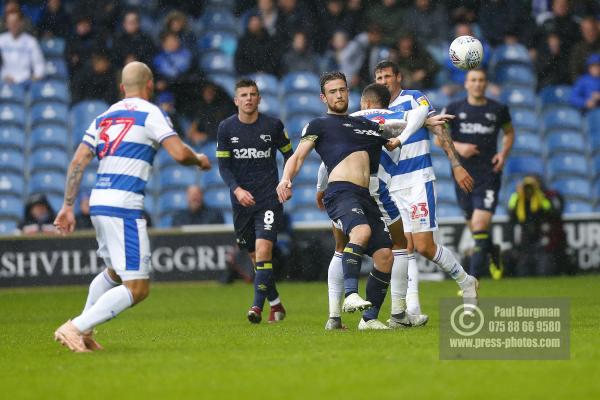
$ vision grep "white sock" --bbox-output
[269,297,281,307]
[327,252,344,318]
[83,270,119,312]
[391,249,408,315]
[72,285,133,333]
[406,254,421,315]
[432,245,468,284]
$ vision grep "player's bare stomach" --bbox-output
[329,151,371,188]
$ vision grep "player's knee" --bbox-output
[374,249,393,272]
[349,224,371,246]
[131,286,149,304]
[415,240,436,260]
[255,241,273,260]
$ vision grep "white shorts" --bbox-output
[91,215,151,281]
[374,181,438,233]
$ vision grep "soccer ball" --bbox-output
[449,36,484,70]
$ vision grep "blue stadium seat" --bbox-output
[247,73,279,96]
[30,80,70,104]
[45,193,63,213]
[290,208,328,223]
[295,160,321,184]
[435,180,456,203]
[564,200,593,214]
[258,94,281,118]
[0,195,22,220]
[70,100,108,144]
[539,85,572,109]
[0,149,24,174]
[157,149,178,168]
[29,171,65,194]
[81,169,97,191]
[547,154,588,179]
[0,173,24,197]
[505,156,544,177]
[201,168,224,188]
[283,94,324,116]
[40,37,66,58]
[0,127,25,150]
[0,218,18,235]
[198,31,238,56]
[501,87,536,110]
[203,186,231,208]
[200,141,218,161]
[285,115,312,138]
[423,89,449,110]
[281,72,320,95]
[586,108,600,134]
[146,173,158,194]
[431,156,452,180]
[491,44,531,67]
[29,124,69,151]
[200,51,234,74]
[158,214,172,228]
[200,9,238,33]
[0,83,25,104]
[348,91,361,113]
[29,148,69,173]
[511,133,543,156]
[436,204,463,218]
[44,59,69,80]
[545,131,586,155]
[542,108,582,132]
[288,184,317,208]
[495,64,536,87]
[0,104,26,128]
[144,194,156,215]
[159,166,199,191]
[430,142,445,156]
[158,190,187,215]
[552,178,591,200]
[510,109,538,131]
[207,73,236,98]
[30,102,69,127]
[224,210,233,224]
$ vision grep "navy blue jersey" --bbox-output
[444,98,511,180]
[301,114,388,176]
[217,113,293,206]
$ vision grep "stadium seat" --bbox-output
[511,133,543,157]
[0,83,25,104]
[45,193,63,213]
[289,184,317,209]
[283,94,324,117]
[159,166,200,191]
[295,160,321,184]
[29,124,69,151]
[545,131,586,155]
[510,109,538,132]
[81,169,97,191]
[203,186,231,208]
[247,73,279,96]
[0,173,24,197]
[223,210,233,224]
[435,180,456,203]
[431,156,452,180]
[436,204,463,218]
[200,51,234,74]
[547,154,588,179]
[552,178,591,200]
[201,168,224,188]
[348,91,361,113]
[258,94,281,118]
[423,89,449,110]
[505,156,545,177]
[30,80,70,104]
[0,195,22,220]
[40,37,66,58]
[157,148,178,168]
[290,208,328,223]
[29,148,69,173]
[0,104,26,128]
[198,31,238,56]
[158,214,172,228]
[30,102,69,127]
[146,173,158,194]
[501,87,536,110]
[542,108,582,132]
[491,44,531,67]
[494,64,536,87]
[200,141,218,161]
[29,171,65,194]
[563,200,593,214]
[158,190,187,215]
[44,59,69,80]
[199,9,238,33]
[0,149,24,174]
[281,72,320,95]
[0,218,18,235]
[539,85,572,109]
[207,73,236,98]
[0,127,25,150]
[144,194,156,215]
[586,108,600,134]
[285,115,312,138]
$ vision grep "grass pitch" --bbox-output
[1,275,599,400]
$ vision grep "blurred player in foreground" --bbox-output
[217,79,293,324]
[442,69,514,280]
[53,62,211,352]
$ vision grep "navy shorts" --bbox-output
[233,203,283,252]
[455,174,501,220]
[323,181,392,256]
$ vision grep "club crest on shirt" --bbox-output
[260,134,271,142]
[352,208,364,215]
[231,136,239,143]
[485,113,497,121]
[459,112,467,119]
[343,123,353,127]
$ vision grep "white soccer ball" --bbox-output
[449,36,484,70]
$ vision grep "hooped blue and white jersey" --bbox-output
[82,97,177,218]
[382,89,436,190]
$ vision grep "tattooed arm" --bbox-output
[54,144,95,234]
[431,124,474,193]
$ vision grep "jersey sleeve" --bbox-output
[499,104,512,129]
[216,121,239,191]
[82,119,98,154]
[412,90,436,115]
[300,120,321,143]
[145,108,177,143]
[275,120,293,160]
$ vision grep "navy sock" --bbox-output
[470,231,491,279]
[253,261,273,309]
[342,243,364,297]
[362,268,391,321]
[266,274,279,302]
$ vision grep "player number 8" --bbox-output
[264,210,275,225]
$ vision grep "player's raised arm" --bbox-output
[162,135,211,169]
[277,139,315,203]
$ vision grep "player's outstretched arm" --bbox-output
[54,144,95,235]
[162,135,211,170]
[431,124,474,192]
[277,140,315,203]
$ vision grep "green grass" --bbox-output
[1,276,599,400]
